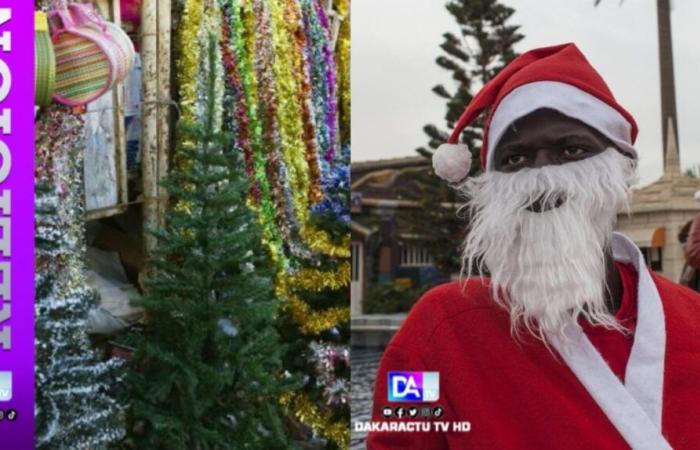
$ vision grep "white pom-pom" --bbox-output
[432,143,472,183]
[694,190,700,202]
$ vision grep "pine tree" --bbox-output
[123,35,292,449]
[35,114,125,449]
[418,0,523,159]
[403,0,524,276]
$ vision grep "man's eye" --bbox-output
[505,154,526,166]
[563,146,587,157]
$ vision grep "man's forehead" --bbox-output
[498,108,608,146]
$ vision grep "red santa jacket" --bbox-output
[367,234,700,450]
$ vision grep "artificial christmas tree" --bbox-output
[123,35,293,449]
[215,1,352,446]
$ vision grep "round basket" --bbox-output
[35,12,56,107]
[68,3,135,85]
[104,21,135,84]
[52,26,117,106]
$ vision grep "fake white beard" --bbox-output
[459,148,638,342]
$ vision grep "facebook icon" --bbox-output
[388,371,440,402]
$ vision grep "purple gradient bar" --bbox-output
[0,2,35,449]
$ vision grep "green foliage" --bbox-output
[363,283,436,314]
[684,165,700,178]
[122,35,294,449]
[404,0,524,276]
[418,0,524,161]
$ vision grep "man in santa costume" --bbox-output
[366,43,700,450]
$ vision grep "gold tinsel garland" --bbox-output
[280,262,351,293]
[268,0,312,226]
[285,295,350,335]
[176,1,351,447]
[334,0,350,145]
[177,0,202,125]
[301,225,351,258]
[280,392,349,449]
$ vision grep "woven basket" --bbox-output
[106,22,135,83]
[50,6,119,106]
[35,12,55,107]
[69,3,135,84]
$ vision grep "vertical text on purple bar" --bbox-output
[0,2,36,448]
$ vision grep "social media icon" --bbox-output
[420,407,432,418]
[432,406,444,418]
[0,372,11,402]
[388,371,440,402]
[407,406,418,418]
[394,406,406,418]
[6,409,16,421]
[381,406,393,418]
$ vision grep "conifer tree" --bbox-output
[403,0,524,275]
[124,35,292,449]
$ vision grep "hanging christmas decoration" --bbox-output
[175,0,351,446]
[35,106,125,449]
[334,0,350,146]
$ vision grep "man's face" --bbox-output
[460,108,636,341]
[494,108,611,172]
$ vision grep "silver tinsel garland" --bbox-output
[35,106,125,450]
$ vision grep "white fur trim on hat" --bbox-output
[486,81,636,171]
[432,143,472,183]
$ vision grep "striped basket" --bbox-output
[69,3,135,85]
[104,21,135,83]
[35,12,56,107]
[49,6,120,106]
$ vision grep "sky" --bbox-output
[351,0,700,186]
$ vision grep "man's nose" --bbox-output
[532,148,559,168]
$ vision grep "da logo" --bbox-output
[388,371,439,402]
[0,372,11,402]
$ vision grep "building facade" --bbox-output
[351,129,700,316]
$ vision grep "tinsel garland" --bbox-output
[312,154,350,225]
[239,0,289,270]
[220,10,259,201]
[221,0,349,260]
[280,262,351,293]
[308,341,349,406]
[179,1,351,446]
[206,2,225,131]
[251,0,307,260]
[170,0,205,218]
[280,392,349,449]
[176,0,203,130]
[286,295,350,335]
[312,0,339,162]
[35,106,125,449]
[301,225,351,257]
[295,0,324,205]
[334,0,350,146]
[268,0,312,226]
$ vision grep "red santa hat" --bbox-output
[432,43,638,182]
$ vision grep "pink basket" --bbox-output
[69,3,135,85]
[49,5,119,106]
